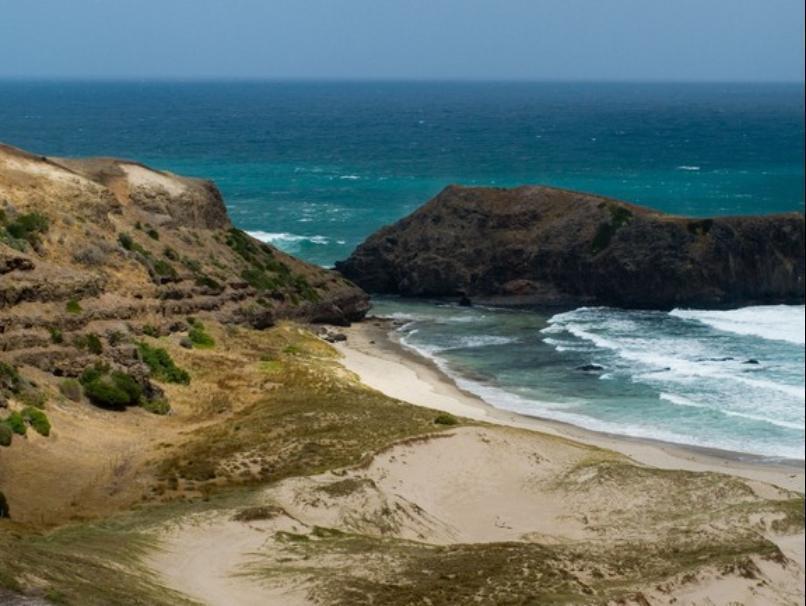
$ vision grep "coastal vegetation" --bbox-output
[137,343,191,384]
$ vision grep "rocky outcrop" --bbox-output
[0,143,369,378]
[336,185,805,308]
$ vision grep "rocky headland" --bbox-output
[0,143,367,402]
[336,185,805,308]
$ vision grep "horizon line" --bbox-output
[0,76,803,85]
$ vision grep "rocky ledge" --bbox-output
[336,185,805,308]
[0,143,368,389]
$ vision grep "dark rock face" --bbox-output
[336,185,805,309]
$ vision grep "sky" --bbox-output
[1,0,803,81]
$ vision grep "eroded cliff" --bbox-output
[0,143,368,408]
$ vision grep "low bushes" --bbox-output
[5,411,26,435]
[0,362,22,394]
[66,299,82,314]
[152,259,177,279]
[22,407,50,437]
[79,363,173,414]
[80,365,143,410]
[140,399,171,415]
[74,333,103,355]
[0,408,51,442]
[137,343,190,384]
[59,379,83,402]
[4,212,49,248]
[188,321,215,348]
[434,412,459,426]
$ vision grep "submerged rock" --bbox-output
[336,185,805,309]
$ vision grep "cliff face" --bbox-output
[336,185,805,308]
[0,143,368,379]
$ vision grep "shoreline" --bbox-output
[333,318,805,493]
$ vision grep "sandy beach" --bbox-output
[333,317,805,494]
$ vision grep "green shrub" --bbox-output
[146,227,159,240]
[79,363,108,386]
[0,423,11,447]
[195,274,221,290]
[6,212,49,246]
[0,362,22,393]
[182,257,202,272]
[142,324,161,338]
[85,333,103,355]
[591,222,615,254]
[163,246,179,260]
[141,399,171,415]
[49,327,64,344]
[188,322,215,348]
[81,369,142,410]
[241,267,279,291]
[225,228,261,264]
[66,299,82,314]
[59,379,83,402]
[153,259,177,279]
[434,412,459,426]
[22,407,51,436]
[118,232,134,250]
[109,371,143,402]
[137,342,190,384]
[591,204,634,255]
[609,205,633,228]
[83,379,130,409]
[5,411,26,435]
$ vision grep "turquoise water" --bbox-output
[1,81,803,458]
[1,81,803,266]
[373,299,804,459]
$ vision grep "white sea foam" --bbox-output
[676,165,701,171]
[248,231,330,249]
[450,335,517,349]
[385,301,804,460]
[659,393,803,430]
[670,305,805,345]
[399,332,803,458]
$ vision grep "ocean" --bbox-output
[1,80,803,459]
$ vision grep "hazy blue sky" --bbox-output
[1,0,803,80]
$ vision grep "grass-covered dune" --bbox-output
[1,322,803,605]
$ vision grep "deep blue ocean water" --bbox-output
[1,81,803,265]
[1,81,803,458]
